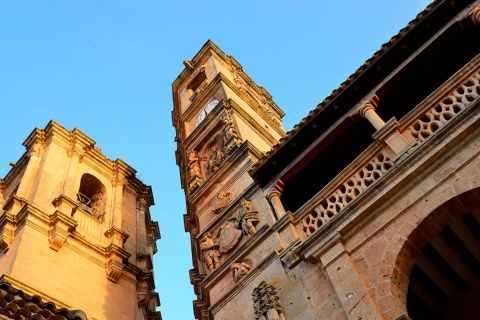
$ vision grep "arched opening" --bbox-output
[407,209,480,319]
[77,173,106,220]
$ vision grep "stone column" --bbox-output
[359,97,414,157]
[16,142,43,200]
[62,146,82,199]
[268,180,286,219]
[359,102,385,131]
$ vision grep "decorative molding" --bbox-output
[105,244,130,283]
[48,211,77,251]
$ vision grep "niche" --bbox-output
[77,173,106,220]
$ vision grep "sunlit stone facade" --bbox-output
[0,121,161,320]
[173,1,480,319]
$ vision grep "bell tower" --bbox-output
[172,40,286,319]
[0,121,161,320]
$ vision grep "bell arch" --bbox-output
[77,173,107,220]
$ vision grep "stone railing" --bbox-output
[73,209,106,245]
[405,70,479,142]
[299,55,480,238]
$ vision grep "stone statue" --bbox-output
[207,146,225,172]
[188,150,201,178]
[90,190,105,219]
[200,232,221,271]
[231,259,252,283]
[236,198,259,236]
[222,110,240,141]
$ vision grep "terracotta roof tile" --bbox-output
[0,282,86,320]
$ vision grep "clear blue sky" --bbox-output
[0,1,430,319]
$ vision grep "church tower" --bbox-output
[0,121,161,320]
[172,40,286,319]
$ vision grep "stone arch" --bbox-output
[377,176,480,318]
[77,173,107,220]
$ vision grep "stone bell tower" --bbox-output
[172,40,286,319]
[0,121,161,320]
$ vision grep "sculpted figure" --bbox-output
[236,198,259,236]
[200,232,221,271]
[90,190,105,219]
[212,190,233,214]
[188,150,201,178]
[222,110,240,141]
[231,259,252,283]
[207,146,225,172]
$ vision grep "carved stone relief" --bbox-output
[222,108,242,154]
[216,197,259,253]
[188,150,203,193]
[217,220,242,254]
[211,190,233,214]
[207,146,225,173]
[260,97,280,125]
[200,232,221,271]
[252,281,285,320]
[231,258,252,283]
[236,198,259,236]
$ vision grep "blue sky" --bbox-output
[0,1,430,319]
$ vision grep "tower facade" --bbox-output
[0,121,161,320]
[174,1,480,319]
[172,40,287,319]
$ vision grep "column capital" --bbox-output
[469,5,480,25]
[67,144,84,159]
[29,141,45,158]
[268,179,285,201]
[358,95,380,119]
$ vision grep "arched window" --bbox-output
[77,174,106,220]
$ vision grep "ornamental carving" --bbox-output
[231,258,252,283]
[252,281,285,320]
[406,70,480,143]
[188,150,203,193]
[200,232,221,271]
[217,219,242,253]
[212,190,232,214]
[302,151,393,237]
[236,198,259,236]
[222,108,242,154]
[260,97,280,125]
[207,146,226,173]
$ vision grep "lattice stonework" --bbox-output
[301,152,393,236]
[407,71,480,142]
